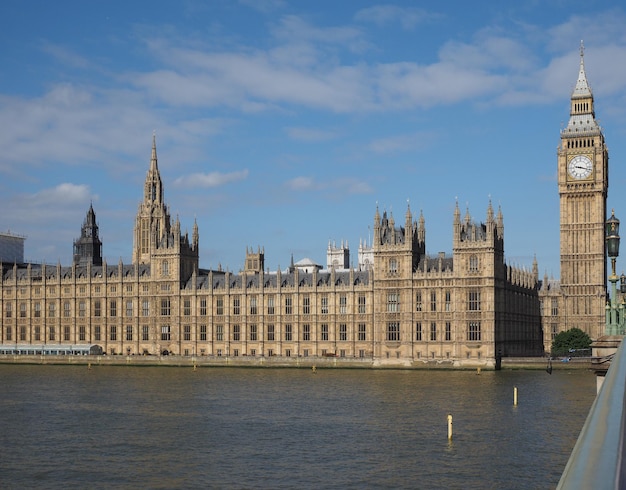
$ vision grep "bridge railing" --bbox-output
[557,337,626,489]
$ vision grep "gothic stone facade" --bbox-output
[0,135,544,367]
[0,50,608,364]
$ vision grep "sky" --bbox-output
[2,1,626,277]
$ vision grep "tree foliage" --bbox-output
[551,327,592,357]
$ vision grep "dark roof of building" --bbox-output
[188,269,371,290]
[1,262,151,281]
[417,255,454,273]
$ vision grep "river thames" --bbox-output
[0,365,595,489]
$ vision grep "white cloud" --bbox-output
[173,170,249,188]
[354,5,437,30]
[0,84,157,169]
[133,47,374,112]
[546,11,626,53]
[137,13,576,114]
[438,35,534,72]
[285,176,372,195]
[286,176,315,190]
[0,183,94,230]
[34,183,92,205]
[344,180,374,194]
[271,15,365,50]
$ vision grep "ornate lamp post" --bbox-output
[605,210,623,335]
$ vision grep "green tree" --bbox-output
[551,327,592,357]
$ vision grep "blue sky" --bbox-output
[2,1,626,276]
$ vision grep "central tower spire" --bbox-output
[133,134,171,265]
[145,132,164,205]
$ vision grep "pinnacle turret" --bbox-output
[73,203,103,267]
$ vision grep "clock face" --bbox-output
[568,155,593,179]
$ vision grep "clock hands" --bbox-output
[568,156,592,178]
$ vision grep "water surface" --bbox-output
[0,366,595,489]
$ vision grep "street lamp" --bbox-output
[605,210,622,335]
[606,210,620,277]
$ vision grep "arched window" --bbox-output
[469,255,479,272]
[389,259,398,274]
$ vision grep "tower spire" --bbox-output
[145,133,163,204]
[133,135,171,264]
[151,130,158,172]
[563,41,598,135]
[572,40,592,99]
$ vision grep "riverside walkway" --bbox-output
[0,353,591,369]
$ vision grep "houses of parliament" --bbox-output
[0,49,609,366]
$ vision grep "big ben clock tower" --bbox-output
[558,42,608,340]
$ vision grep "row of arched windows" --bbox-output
[573,102,590,112]
[566,138,595,149]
